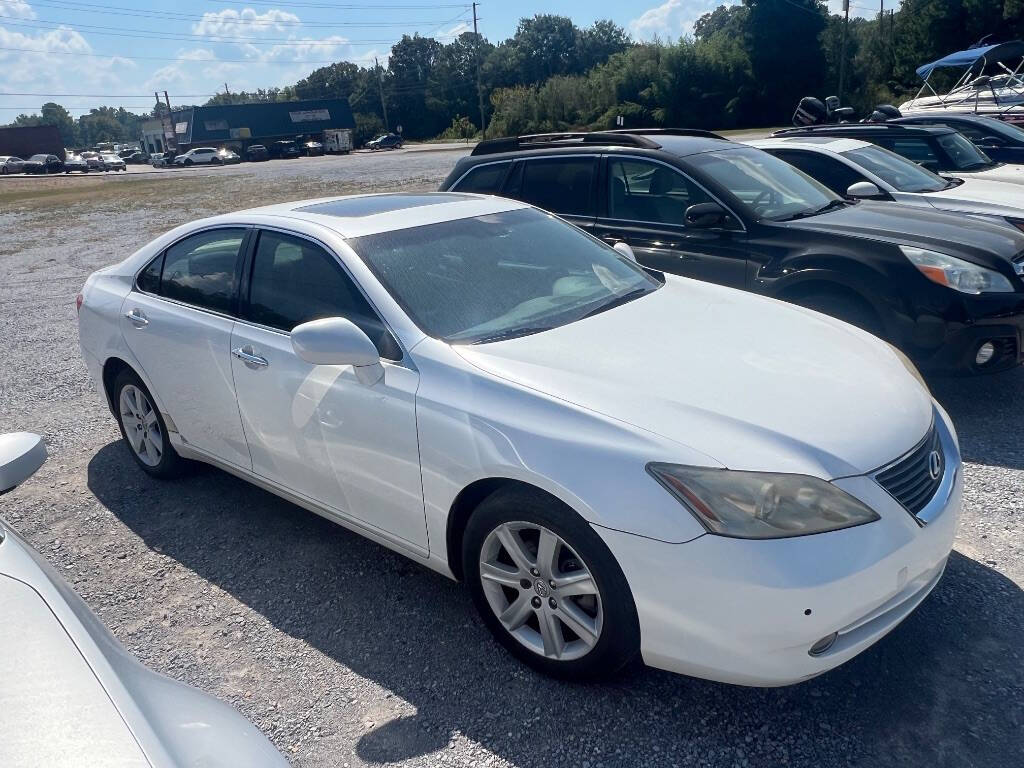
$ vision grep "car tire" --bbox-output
[184,159,193,166]
[211,157,221,165]
[112,369,186,479]
[462,486,640,681]
[792,290,885,339]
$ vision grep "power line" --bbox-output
[0,92,217,97]
[0,44,388,64]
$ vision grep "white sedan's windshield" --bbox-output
[843,145,948,193]
[352,208,660,344]
[687,147,840,221]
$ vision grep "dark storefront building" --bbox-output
[0,125,66,161]
[170,99,355,152]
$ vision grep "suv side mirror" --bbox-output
[0,433,47,494]
[291,317,383,384]
[612,242,637,262]
[685,202,727,228]
[846,181,885,200]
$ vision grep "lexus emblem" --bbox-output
[928,450,942,481]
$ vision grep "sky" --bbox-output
[0,0,884,118]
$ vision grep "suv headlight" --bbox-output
[647,464,880,539]
[899,245,1014,293]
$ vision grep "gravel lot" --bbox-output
[1,150,1021,768]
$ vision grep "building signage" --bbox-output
[204,119,229,131]
[289,109,330,123]
[229,127,252,139]
[174,122,189,134]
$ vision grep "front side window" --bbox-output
[842,145,948,193]
[159,228,246,314]
[514,157,596,216]
[771,150,868,196]
[687,146,838,221]
[452,162,511,194]
[351,207,660,344]
[246,230,399,358]
[935,132,992,170]
[607,158,714,225]
[875,137,940,168]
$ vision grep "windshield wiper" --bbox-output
[776,199,848,221]
[580,287,652,319]
[469,326,555,344]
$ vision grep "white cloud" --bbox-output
[192,8,300,40]
[5,0,37,19]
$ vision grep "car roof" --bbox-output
[467,129,733,161]
[748,136,872,153]
[773,123,954,138]
[226,192,529,239]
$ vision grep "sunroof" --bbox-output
[296,193,470,218]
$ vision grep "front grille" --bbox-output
[875,426,943,516]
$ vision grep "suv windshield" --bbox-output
[686,146,840,221]
[937,132,993,171]
[351,207,660,344]
[843,145,949,193]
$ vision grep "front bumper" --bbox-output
[596,407,962,687]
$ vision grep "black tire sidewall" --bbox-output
[462,487,640,680]
[112,369,183,478]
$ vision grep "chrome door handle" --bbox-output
[124,309,148,327]
[232,346,269,367]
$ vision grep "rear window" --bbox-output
[452,162,511,194]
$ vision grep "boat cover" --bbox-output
[916,40,1024,79]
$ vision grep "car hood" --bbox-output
[454,278,933,479]
[781,200,1024,263]
[924,176,1024,217]
[960,163,1024,185]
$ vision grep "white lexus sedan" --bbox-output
[77,193,961,686]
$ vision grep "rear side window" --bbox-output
[514,157,596,216]
[246,230,400,359]
[159,228,246,314]
[771,150,867,196]
[452,162,510,194]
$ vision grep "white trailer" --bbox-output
[323,128,353,154]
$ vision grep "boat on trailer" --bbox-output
[900,40,1024,122]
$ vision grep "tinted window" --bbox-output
[516,157,596,216]
[874,137,939,167]
[137,253,164,293]
[247,230,399,359]
[772,150,867,196]
[351,207,659,344]
[452,162,511,194]
[608,158,714,225]
[935,132,992,169]
[160,228,245,314]
[843,145,947,193]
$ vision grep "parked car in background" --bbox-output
[121,151,149,165]
[77,192,961,686]
[270,141,301,159]
[174,147,222,166]
[0,432,288,767]
[80,151,105,172]
[892,114,1024,164]
[774,122,1024,185]
[303,140,324,156]
[366,133,403,150]
[151,152,170,167]
[217,148,241,164]
[442,130,1024,373]
[246,144,269,162]
[0,155,24,174]
[63,155,90,173]
[22,154,63,174]
[101,154,126,172]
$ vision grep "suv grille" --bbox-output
[875,426,943,516]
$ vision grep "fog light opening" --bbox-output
[975,341,996,367]
[808,632,839,657]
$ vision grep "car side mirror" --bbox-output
[846,181,885,200]
[685,202,727,228]
[0,432,47,494]
[612,242,636,262]
[291,317,383,385]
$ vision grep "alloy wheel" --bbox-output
[119,384,163,467]
[478,521,603,661]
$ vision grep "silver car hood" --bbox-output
[0,521,287,768]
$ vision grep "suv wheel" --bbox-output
[462,487,639,680]
[113,369,185,478]
[793,290,884,339]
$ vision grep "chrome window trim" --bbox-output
[448,158,514,192]
[604,153,747,233]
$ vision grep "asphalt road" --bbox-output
[0,151,1021,768]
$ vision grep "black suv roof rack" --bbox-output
[773,123,948,137]
[470,128,728,156]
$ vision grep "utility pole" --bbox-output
[838,0,850,101]
[163,90,176,153]
[224,82,230,99]
[473,2,487,139]
[375,56,389,130]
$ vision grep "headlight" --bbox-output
[899,245,1014,293]
[647,464,880,539]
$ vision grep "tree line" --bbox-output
[8,2,1024,147]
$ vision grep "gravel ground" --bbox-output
[1,150,1021,768]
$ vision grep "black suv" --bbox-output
[440,129,1024,373]
[892,113,1024,165]
[773,122,1001,176]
